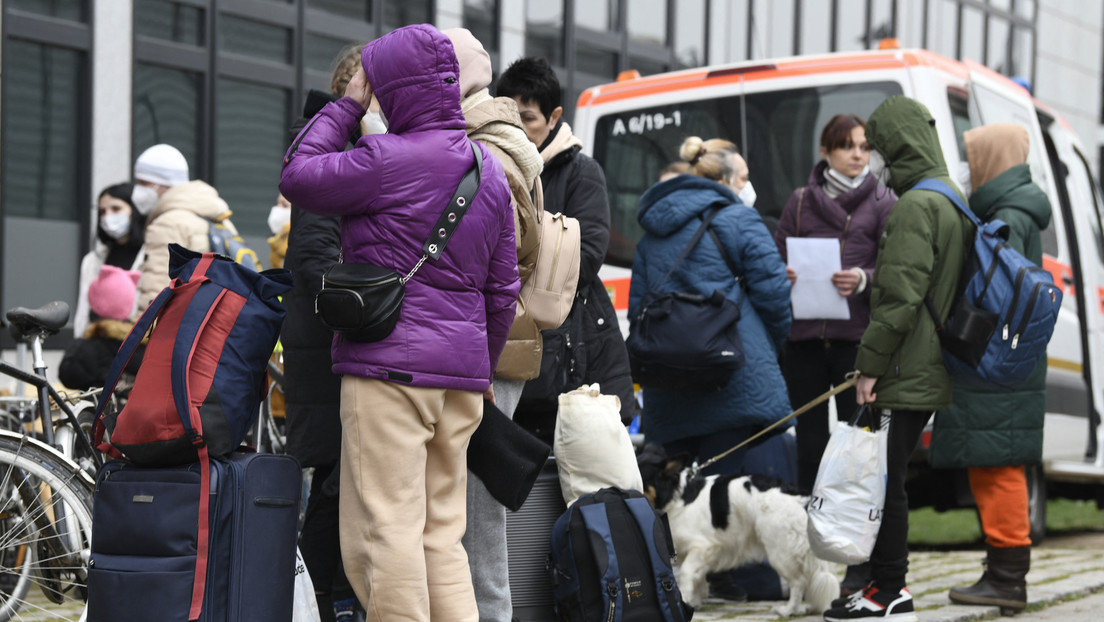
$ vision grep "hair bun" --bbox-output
[679,136,705,164]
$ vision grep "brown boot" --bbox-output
[949,545,1029,611]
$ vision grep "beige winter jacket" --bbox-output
[461,91,545,380]
[136,180,237,310]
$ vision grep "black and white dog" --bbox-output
[637,444,839,616]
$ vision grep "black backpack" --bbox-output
[549,488,692,622]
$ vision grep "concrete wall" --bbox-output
[1035,0,1103,164]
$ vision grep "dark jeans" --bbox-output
[299,464,356,622]
[870,409,932,591]
[782,339,859,493]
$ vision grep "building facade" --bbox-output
[1,0,1100,347]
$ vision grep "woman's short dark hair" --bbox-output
[495,56,561,121]
[820,114,867,152]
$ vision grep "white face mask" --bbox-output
[955,161,973,196]
[737,180,757,208]
[868,150,891,186]
[360,109,388,136]
[131,184,159,215]
[267,206,291,235]
[100,212,131,240]
[826,164,871,189]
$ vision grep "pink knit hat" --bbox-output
[88,265,141,321]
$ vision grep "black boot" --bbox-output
[948,545,1029,611]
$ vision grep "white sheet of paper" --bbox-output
[787,237,851,320]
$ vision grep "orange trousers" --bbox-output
[968,465,1032,548]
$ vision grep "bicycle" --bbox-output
[1,301,103,621]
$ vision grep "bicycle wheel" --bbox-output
[0,432,93,621]
[53,406,100,480]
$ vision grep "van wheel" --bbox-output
[1027,464,1047,545]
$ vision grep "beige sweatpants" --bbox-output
[338,376,482,622]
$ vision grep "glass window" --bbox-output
[133,63,202,177]
[219,15,293,64]
[135,0,205,46]
[765,0,793,57]
[525,0,564,66]
[630,57,667,78]
[7,0,86,21]
[673,0,705,68]
[627,0,666,46]
[800,0,832,55]
[215,79,291,238]
[987,16,1012,73]
[960,6,985,62]
[928,0,958,59]
[1011,27,1034,79]
[383,0,431,32]
[590,80,904,266]
[576,42,618,80]
[835,0,869,52]
[305,32,362,74]
[1,40,85,220]
[947,90,972,161]
[463,0,499,54]
[308,0,372,21]
[1068,147,1104,266]
[576,0,617,32]
[869,0,894,42]
[1015,0,1036,19]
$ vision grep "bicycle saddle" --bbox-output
[5,301,70,337]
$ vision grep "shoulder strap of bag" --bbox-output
[578,502,624,604]
[914,178,973,329]
[658,201,731,289]
[91,282,180,457]
[422,139,484,260]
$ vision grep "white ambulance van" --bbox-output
[573,45,1104,539]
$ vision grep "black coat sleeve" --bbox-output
[560,153,611,288]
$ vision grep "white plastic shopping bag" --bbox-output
[293,546,322,622]
[806,405,888,565]
[554,383,642,507]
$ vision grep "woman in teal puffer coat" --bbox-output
[930,122,1050,612]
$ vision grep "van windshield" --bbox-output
[592,81,903,267]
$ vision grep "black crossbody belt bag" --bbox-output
[315,140,483,342]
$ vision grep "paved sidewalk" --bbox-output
[691,548,1104,621]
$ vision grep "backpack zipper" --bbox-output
[1003,266,1030,340]
[547,215,564,290]
[1004,266,1046,340]
[1011,280,1051,350]
[976,241,1008,306]
[605,582,618,622]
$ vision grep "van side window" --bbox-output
[591,81,903,267]
[947,90,971,161]
[1069,146,1104,266]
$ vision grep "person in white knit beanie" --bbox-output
[132,144,190,214]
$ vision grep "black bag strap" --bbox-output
[657,201,731,289]
[423,139,483,260]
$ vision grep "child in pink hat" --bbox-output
[60,266,143,389]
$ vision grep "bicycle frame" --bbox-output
[0,332,104,470]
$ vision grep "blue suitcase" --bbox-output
[87,451,301,622]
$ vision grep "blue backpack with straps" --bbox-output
[549,487,691,622]
[915,178,1062,390]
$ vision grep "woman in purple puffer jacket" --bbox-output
[774,114,896,493]
[280,24,518,622]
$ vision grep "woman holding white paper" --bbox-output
[773,113,895,593]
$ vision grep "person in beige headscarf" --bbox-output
[444,27,544,622]
[929,122,1050,613]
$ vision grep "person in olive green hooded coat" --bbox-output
[929,122,1048,612]
[825,96,972,622]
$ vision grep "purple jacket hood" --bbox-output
[280,25,519,391]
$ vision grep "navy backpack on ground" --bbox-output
[549,487,692,622]
[916,178,1062,390]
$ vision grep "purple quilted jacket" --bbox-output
[280,24,518,392]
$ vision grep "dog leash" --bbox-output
[690,371,860,478]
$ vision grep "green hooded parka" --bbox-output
[929,123,1051,468]
[856,96,972,411]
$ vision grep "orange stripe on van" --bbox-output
[1043,256,1075,298]
[605,277,631,311]
[576,49,968,109]
[1098,286,1104,315]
